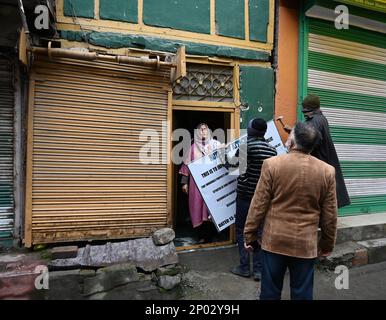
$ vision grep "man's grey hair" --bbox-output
[293,122,320,153]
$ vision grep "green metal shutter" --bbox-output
[0,57,14,240]
[307,18,386,216]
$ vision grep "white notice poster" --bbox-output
[188,120,287,231]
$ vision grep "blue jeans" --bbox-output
[260,250,315,300]
[235,196,262,274]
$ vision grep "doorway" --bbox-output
[172,109,233,249]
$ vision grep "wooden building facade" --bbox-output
[22,0,276,248]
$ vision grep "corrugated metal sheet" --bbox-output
[322,108,386,130]
[27,56,171,244]
[308,33,386,65]
[308,69,386,98]
[345,178,386,197]
[0,57,14,239]
[308,18,386,215]
[335,144,386,162]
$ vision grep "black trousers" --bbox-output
[260,250,315,300]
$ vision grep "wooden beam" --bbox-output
[24,76,36,247]
[167,90,173,228]
[176,240,234,252]
[175,46,186,80]
[210,0,216,35]
[244,0,250,41]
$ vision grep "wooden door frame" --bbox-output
[170,101,240,252]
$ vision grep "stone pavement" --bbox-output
[1,239,386,300]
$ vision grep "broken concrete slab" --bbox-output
[0,254,26,264]
[0,260,47,300]
[49,238,178,272]
[83,263,139,296]
[152,228,175,245]
[47,269,84,300]
[318,241,364,270]
[87,280,181,300]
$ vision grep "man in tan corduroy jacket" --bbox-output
[244,122,338,300]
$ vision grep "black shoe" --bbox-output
[230,266,250,278]
[253,272,261,281]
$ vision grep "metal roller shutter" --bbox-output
[25,56,171,245]
[307,18,386,216]
[0,57,14,242]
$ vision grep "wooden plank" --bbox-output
[234,63,241,107]
[172,100,235,109]
[172,105,236,113]
[138,0,144,26]
[31,225,162,244]
[24,77,35,247]
[175,240,233,252]
[210,0,215,35]
[167,90,173,227]
[244,0,250,43]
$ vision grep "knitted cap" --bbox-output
[248,118,267,136]
[302,94,320,112]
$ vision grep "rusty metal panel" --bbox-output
[28,56,171,244]
[0,57,14,241]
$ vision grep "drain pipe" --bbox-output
[29,45,177,69]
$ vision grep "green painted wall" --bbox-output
[143,0,210,34]
[100,0,138,23]
[215,0,245,39]
[249,0,270,42]
[239,66,274,127]
[64,0,94,19]
[60,30,270,61]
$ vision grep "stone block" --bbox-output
[83,263,139,296]
[156,264,183,277]
[158,275,181,290]
[51,246,78,260]
[152,228,175,245]
[358,238,386,264]
[47,269,84,300]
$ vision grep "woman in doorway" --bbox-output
[179,123,223,244]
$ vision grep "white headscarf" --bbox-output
[193,123,221,158]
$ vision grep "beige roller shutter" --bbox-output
[25,56,171,246]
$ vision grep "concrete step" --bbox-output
[335,212,386,244]
[317,237,386,270]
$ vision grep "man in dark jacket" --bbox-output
[244,122,338,300]
[301,94,350,208]
[229,118,277,281]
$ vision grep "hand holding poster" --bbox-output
[188,120,287,231]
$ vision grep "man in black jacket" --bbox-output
[301,94,350,208]
[229,118,277,281]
